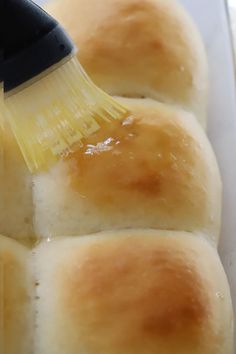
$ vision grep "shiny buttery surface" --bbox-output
[68,112,204,207]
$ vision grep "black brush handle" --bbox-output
[3,0,75,92]
[0,50,3,84]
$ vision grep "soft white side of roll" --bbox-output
[0,120,34,243]
[34,230,234,354]
[0,235,33,354]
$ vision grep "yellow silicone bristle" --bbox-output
[4,57,129,173]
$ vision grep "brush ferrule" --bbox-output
[0,50,3,83]
[4,25,75,92]
[4,0,76,91]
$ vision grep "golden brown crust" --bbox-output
[45,0,208,126]
[35,231,234,354]
[63,237,209,344]
[67,108,204,208]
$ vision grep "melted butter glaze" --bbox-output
[65,113,198,211]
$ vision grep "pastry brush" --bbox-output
[0,51,4,168]
[3,0,129,173]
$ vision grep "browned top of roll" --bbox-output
[45,0,208,127]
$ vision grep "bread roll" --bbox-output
[34,230,234,354]
[45,0,208,127]
[0,235,33,354]
[33,99,221,243]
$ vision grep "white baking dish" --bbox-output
[179,0,236,345]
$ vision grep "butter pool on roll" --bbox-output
[0,235,33,354]
[33,99,221,244]
[34,230,234,354]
